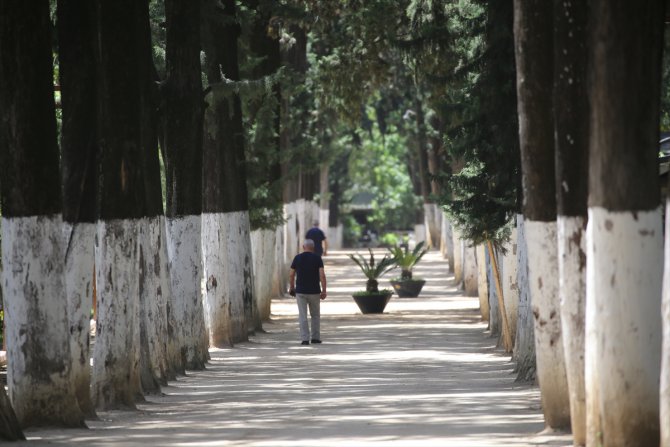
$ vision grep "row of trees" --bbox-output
[426,0,669,445]
[0,0,333,438]
[3,0,670,446]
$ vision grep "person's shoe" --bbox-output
[301,341,310,345]
[311,339,322,344]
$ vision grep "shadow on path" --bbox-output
[16,250,572,447]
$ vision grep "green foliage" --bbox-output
[661,30,670,131]
[379,232,400,247]
[348,248,397,292]
[352,289,393,297]
[388,240,427,279]
[303,0,411,121]
[347,106,422,232]
[412,0,519,247]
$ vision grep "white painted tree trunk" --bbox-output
[440,212,448,257]
[660,201,670,447]
[423,203,441,249]
[167,215,208,372]
[296,199,307,241]
[327,224,343,250]
[557,216,587,445]
[273,224,286,297]
[452,228,464,286]
[502,226,519,343]
[138,217,171,392]
[463,243,478,296]
[526,220,570,428]
[2,215,84,426]
[586,208,662,445]
[63,221,96,417]
[251,229,276,322]
[413,223,426,245]
[93,219,141,410]
[662,203,670,447]
[284,202,299,266]
[476,245,490,322]
[513,215,536,380]
[442,214,454,272]
[487,249,500,336]
[319,209,329,237]
[202,211,253,347]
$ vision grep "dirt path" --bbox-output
[15,249,571,446]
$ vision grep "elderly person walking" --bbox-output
[289,239,327,345]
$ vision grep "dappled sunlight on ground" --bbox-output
[16,249,571,446]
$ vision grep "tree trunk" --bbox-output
[587,2,665,445]
[164,0,209,371]
[136,0,171,396]
[476,245,490,322]
[552,0,589,444]
[513,214,536,382]
[442,215,455,272]
[513,0,570,429]
[93,0,157,409]
[452,228,464,287]
[414,95,439,249]
[663,208,670,447]
[202,0,256,346]
[0,387,23,441]
[0,0,84,428]
[251,229,276,321]
[319,164,330,243]
[502,226,519,344]
[57,0,98,419]
[463,244,478,297]
[487,248,500,337]
[488,242,513,352]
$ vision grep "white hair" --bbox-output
[303,239,315,248]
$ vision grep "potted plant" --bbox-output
[389,241,428,297]
[348,249,396,314]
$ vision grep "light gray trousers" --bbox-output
[296,293,321,341]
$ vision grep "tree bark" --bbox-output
[488,242,513,352]
[552,0,589,444]
[137,1,171,395]
[452,228,464,287]
[587,1,665,445]
[0,387,23,441]
[164,0,209,371]
[414,94,440,249]
[501,226,519,344]
[513,214,536,382]
[463,244,478,297]
[475,245,490,322]
[57,0,98,419]
[513,0,570,429]
[202,0,256,346]
[0,0,84,428]
[93,0,157,409]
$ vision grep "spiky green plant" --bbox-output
[388,241,428,280]
[348,248,397,292]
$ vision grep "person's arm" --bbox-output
[289,269,296,296]
[323,238,328,256]
[319,267,327,300]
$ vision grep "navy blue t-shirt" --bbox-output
[305,227,326,256]
[290,252,324,294]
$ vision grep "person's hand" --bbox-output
[323,251,327,256]
[289,288,296,297]
[320,291,327,300]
